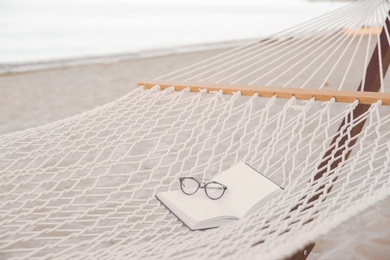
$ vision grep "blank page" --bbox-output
[214,162,281,218]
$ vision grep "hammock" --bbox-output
[1,0,390,259]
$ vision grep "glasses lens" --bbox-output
[181,178,199,195]
[205,182,225,200]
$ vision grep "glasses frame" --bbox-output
[179,177,228,200]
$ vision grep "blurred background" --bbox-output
[0,0,349,134]
[0,0,347,66]
[2,1,389,260]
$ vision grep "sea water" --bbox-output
[0,0,346,65]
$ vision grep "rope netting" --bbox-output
[1,0,390,259]
[157,0,388,92]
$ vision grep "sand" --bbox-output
[0,47,389,259]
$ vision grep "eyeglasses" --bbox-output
[179,177,228,200]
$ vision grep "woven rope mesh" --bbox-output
[1,0,390,259]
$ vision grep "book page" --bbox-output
[213,162,281,218]
[158,190,236,223]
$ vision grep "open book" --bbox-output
[156,162,283,231]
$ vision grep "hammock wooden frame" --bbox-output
[138,80,390,105]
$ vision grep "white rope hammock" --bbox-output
[1,0,390,259]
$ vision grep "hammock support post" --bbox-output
[290,11,390,259]
[313,10,390,191]
[288,243,316,260]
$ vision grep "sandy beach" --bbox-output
[0,46,389,259]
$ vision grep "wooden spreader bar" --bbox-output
[138,80,390,106]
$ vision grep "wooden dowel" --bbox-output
[138,80,390,106]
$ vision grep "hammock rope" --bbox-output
[1,0,390,259]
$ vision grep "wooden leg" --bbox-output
[288,10,390,260]
[286,243,316,260]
